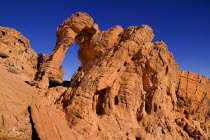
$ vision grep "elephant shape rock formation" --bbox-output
[0,12,209,140]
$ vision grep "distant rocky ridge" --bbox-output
[0,12,209,140]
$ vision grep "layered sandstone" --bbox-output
[175,71,210,139]
[0,12,209,140]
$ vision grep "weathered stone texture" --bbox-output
[0,12,209,140]
[0,66,40,139]
[0,27,37,81]
[175,70,210,139]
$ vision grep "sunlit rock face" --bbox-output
[0,26,38,81]
[35,12,209,139]
[0,12,209,140]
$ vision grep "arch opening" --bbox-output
[61,42,81,81]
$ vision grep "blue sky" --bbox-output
[1,0,210,80]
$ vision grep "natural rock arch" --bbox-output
[1,12,209,140]
[35,12,125,88]
[31,12,210,140]
[61,42,81,80]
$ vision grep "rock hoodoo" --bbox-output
[0,12,209,140]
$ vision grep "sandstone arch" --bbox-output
[1,12,209,140]
[36,12,124,88]
[32,12,209,140]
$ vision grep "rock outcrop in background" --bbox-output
[0,27,38,81]
[0,12,209,140]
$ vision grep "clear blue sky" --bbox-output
[1,0,210,80]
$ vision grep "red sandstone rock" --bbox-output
[0,27,38,82]
[0,66,40,139]
[0,12,209,140]
[176,70,210,139]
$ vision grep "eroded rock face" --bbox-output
[0,66,40,139]
[53,15,181,139]
[0,27,38,81]
[0,12,209,140]
[36,12,208,139]
[175,71,210,139]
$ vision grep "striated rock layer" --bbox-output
[0,12,209,140]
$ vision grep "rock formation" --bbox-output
[0,27,38,81]
[0,12,209,140]
[0,65,40,139]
